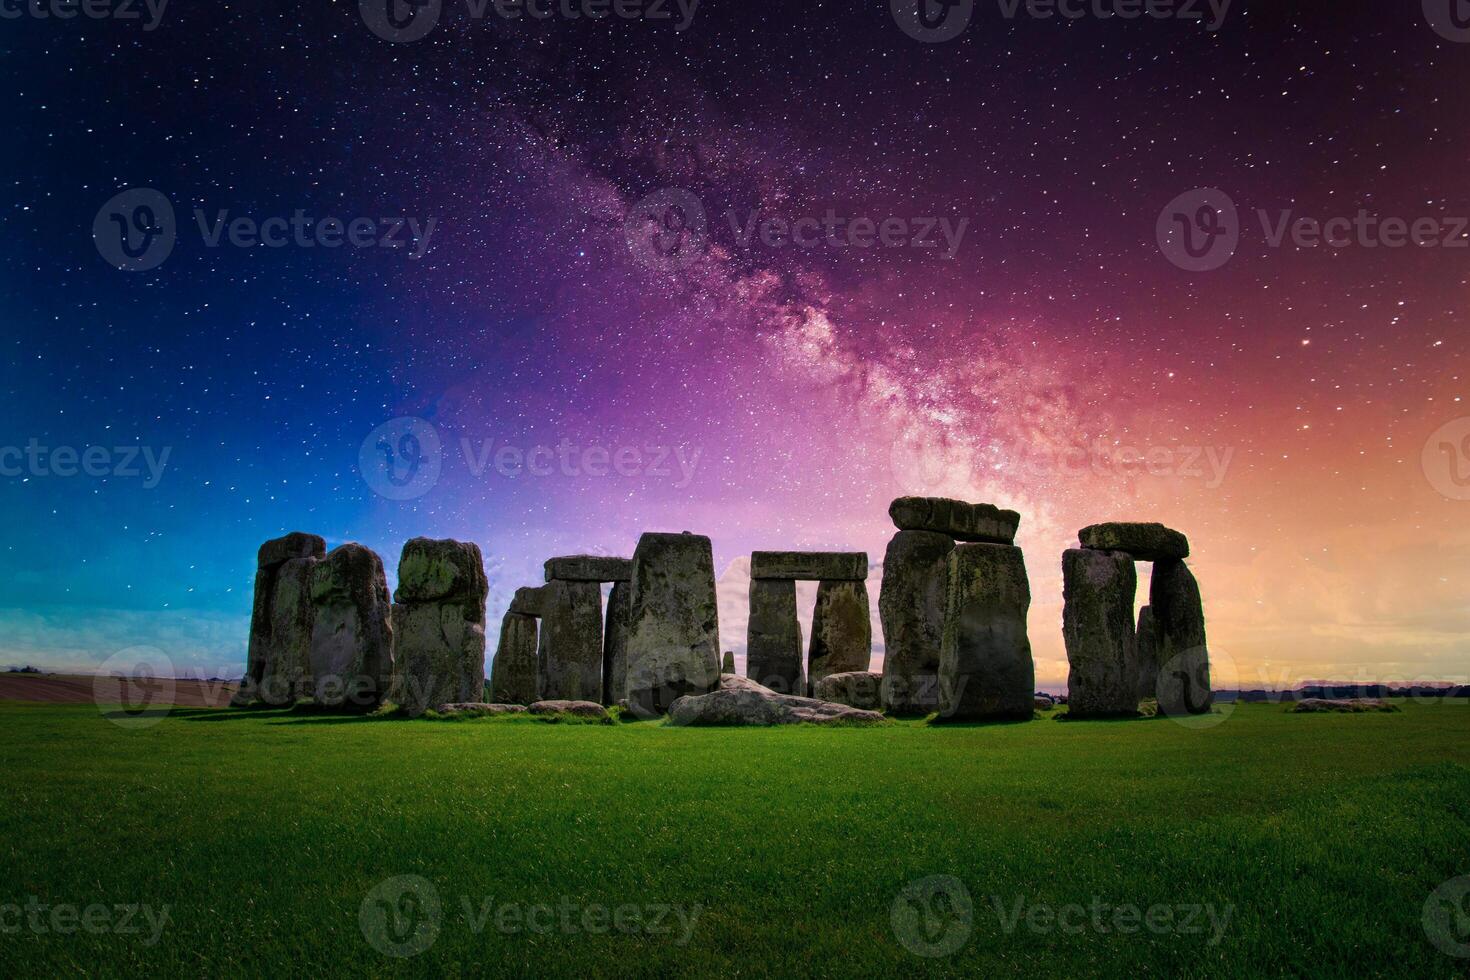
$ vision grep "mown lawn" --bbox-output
[2,701,1469,977]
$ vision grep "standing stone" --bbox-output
[808,580,872,695]
[603,581,631,706]
[625,532,720,716]
[879,530,954,715]
[539,579,604,702]
[1135,605,1161,702]
[1062,548,1139,718]
[938,543,1034,720]
[308,543,394,710]
[237,532,326,707]
[490,612,539,705]
[746,578,803,696]
[1150,559,1212,716]
[388,538,488,717]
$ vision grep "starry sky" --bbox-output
[3,0,1469,691]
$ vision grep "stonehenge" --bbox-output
[625,532,721,715]
[747,550,870,696]
[388,538,488,717]
[236,532,326,706]
[1062,522,1212,717]
[308,543,394,710]
[236,503,1213,723]
[938,541,1035,721]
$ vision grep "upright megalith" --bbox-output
[308,543,393,710]
[889,497,1019,544]
[602,581,631,705]
[508,585,548,617]
[388,538,488,716]
[538,578,604,702]
[879,529,954,714]
[808,579,872,695]
[1062,548,1139,718]
[1135,605,1160,701]
[237,532,327,707]
[722,650,735,674]
[625,532,720,716]
[937,543,1034,720]
[1149,559,1212,716]
[746,578,803,695]
[490,612,539,705]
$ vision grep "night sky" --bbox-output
[3,0,1468,690]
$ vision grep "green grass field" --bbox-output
[4,701,1470,977]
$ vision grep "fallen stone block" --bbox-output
[668,676,887,726]
[435,703,529,716]
[813,670,884,711]
[529,699,610,720]
[1290,698,1398,714]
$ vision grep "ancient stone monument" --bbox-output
[721,650,735,674]
[538,555,632,706]
[625,532,720,715]
[747,551,869,696]
[489,609,539,705]
[236,532,326,707]
[308,543,393,710]
[388,538,488,717]
[880,498,1020,714]
[1063,522,1211,717]
[938,540,1035,720]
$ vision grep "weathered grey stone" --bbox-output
[436,702,528,716]
[889,497,1019,544]
[746,578,803,696]
[937,543,1034,721]
[489,612,538,705]
[1290,698,1397,714]
[1135,605,1161,702]
[529,699,609,720]
[538,579,603,703]
[722,650,735,674]
[388,539,488,717]
[543,555,633,583]
[508,586,548,617]
[308,543,393,710]
[879,530,954,715]
[395,536,488,605]
[808,580,872,695]
[1034,695,1055,711]
[602,581,631,706]
[749,551,868,581]
[1062,548,1139,718]
[813,671,883,711]
[624,532,720,716]
[668,676,887,726]
[1079,522,1189,562]
[237,532,326,707]
[1149,559,1212,716]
